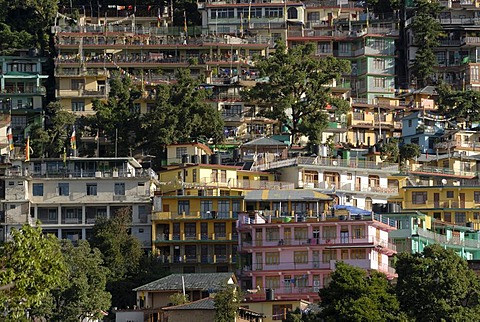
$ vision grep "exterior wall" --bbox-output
[114,311,144,322]
[245,300,310,322]
[238,212,396,302]
[165,310,214,322]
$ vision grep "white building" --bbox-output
[0,157,156,248]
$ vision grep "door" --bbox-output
[460,193,466,208]
[434,193,440,208]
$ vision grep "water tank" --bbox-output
[211,153,221,165]
[372,203,386,214]
[191,155,200,164]
[265,288,274,301]
[313,144,321,156]
[181,154,190,164]
[201,154,209,164]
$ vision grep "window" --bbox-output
[307,12,320,21]
[294,251,308,264]
[265,252,280,265]
[444,212,452,222]
[58,183,69,196]
[210,8,234,19]
[218,200,230,217]
[178,200,190,215]
[214,222,226,238]
[351,249,366,259]
[237,8,261,18]
[374,77,386,88]
[412,192,427,204]
[352,225,365,239]
[71,79,84,90]
[266,228,279,242]
[114,183,125,195]
[192,169,197,182]
[200,200,212,215]
[272,305,292,320]
[265,276,280,289]
[185,223,196,239]
[446,190,454,198]
[265,8,284,18]
[455,212,466,224]
[72,100,85,111]
[294,227,307,240]
[175,147,187,159]
[86,183,97,196]
[322,250,337,263]
[32,183,43,196]
[475,192,480,203]
[373,58,385,70]
[323,226,337,240]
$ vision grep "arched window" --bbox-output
[287,7,298,20]
[365,197,372,211]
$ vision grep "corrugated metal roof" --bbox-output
[241,137,288,147]
[133,273,235,292]
[245,189,332,201]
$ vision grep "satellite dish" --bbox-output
[441,178,447,185]
[332,160,338,166]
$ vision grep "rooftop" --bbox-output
[133,273,235,292]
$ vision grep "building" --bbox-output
[133,272,236,309]
[0,157,155,248]
[152,163,293,273]
[237,190,397,302]
[381,209,480,260]
[252,154,400,211]
[0,52,47,153]
[244,299,311,322]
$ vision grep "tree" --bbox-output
[29,101,76,158]
[243,41,350,144]
[140,69,224,158]
[0,225,66,321]
[91,207,144,308]
[410,0,444,87]
[0,23,33,55]
[399,143,420,165]
[214,285,243,322]
[396,244,480,321]
[379,138,400,163]
[169,293,190,306]
[284,307,319,322]
[437,83,480,127]
[31,240,111,322]
[319,262,405,322]
[90,73,142,156]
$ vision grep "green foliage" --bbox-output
[0,225,66,321]
[396,244,480,321]
[399,143,421,163]
[90,74,142,157]
[411,0,444,87]
[30,101,76,158]
[214,285,243,322]
[437,83,480,125]
[169,293,190,306]
[243,41,350,144]
[284,307,319,322]
[366,0,401,15]
[0,23,33,54]
[31,240,111,322]
[319,262,405,322]
[140,69,224,154]
[379,138,400,163]
[91,207,143,281]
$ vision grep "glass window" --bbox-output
[446,190,454,198]
[455,212,466,224]
[294,227,307,240]
[266,228,279,242]
[200,200,212,216]
[178,200,190,215]
[214,222,226,238]
[175,147,187,159]
[32,183,43,196]
[322,250,337,263]
[86,183,97,196]
[294,251,308,264]
[351,249,366,259]
[114,183,125,195]
[265,252,280,265]
[71,79,84,90]
[72,101,85,111]
[58,183,69,196]
[218,200,230,217]
[412,192,427,204]
[272,305,292,321]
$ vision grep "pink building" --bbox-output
[237,210,397,303]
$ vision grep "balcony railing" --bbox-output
[408,165,477,178]
[154,231,237,242]
[5,167,150,178]
[415,228,480,249]
[156,254,235,264]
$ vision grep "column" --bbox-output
[82,205,86,225]
[57,205,62,225]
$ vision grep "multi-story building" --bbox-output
[237,195,397,302]
[152,163,294,273]
[53,8,272,142]
[252,154,400,211]
[0,52,47,152]
[380,209,480,259]
[404,0,480,90]
[0,157,155,248]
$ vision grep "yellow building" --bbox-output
[152,164,294,273]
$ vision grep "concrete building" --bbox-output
[237,201,397,303]
[0,157,155,248]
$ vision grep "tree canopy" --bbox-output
[0,225,66,321]
[243,41,350,145]
[214,285,243,322]
[31,240,111,322]
[140,69,224,153]
[410,0,444,87]
[437,83,480,126]
[396,244,480,321]
[318,262,404,322]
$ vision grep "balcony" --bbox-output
[154,230,237,242]
[0,86,46,96]
[408,165,476,178]
[415,228,480,249]
[5,167,149,178]
[156,254,235,264]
